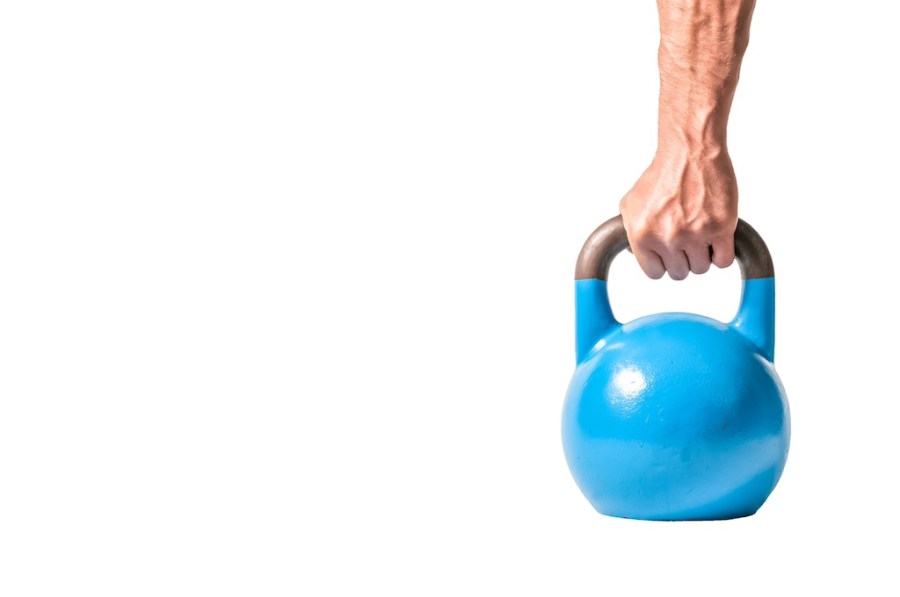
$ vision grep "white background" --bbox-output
[2,1,898,595]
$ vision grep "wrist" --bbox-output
[654,126,730,166]
[657,97,729,156]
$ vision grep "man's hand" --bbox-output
[620,145,737,280]
[621,0,755,280]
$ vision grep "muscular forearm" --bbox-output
[657,0,756,151]
[619,0,757,280]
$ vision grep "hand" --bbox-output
[619,145,738,280]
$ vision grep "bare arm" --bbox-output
[620,0,756,279]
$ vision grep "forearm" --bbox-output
[656,0,756,153]
[619,0,757,279]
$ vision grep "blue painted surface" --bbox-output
[562,278,790,520]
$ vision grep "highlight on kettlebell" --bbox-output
[561,215,789,521]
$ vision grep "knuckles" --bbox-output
[621,207,737,279]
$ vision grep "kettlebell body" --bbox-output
[562,217,790,521]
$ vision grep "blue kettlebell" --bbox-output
[562,216,790,520]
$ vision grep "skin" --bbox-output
[620,0,757,280]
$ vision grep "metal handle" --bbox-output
[574,215,774,281]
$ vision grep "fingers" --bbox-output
[630,235,723,281]
[658,249,690,281]
[710,237,735,269]
[685,244,713,275]
[625,230,695,281]
[632,247,666,280]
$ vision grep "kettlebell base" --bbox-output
[597,498,760,522]
[598,510,758,522]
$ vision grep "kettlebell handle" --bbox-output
[574,215,773,281]
[573,215,777,362]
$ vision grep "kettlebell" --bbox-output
[562,216,790,521]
